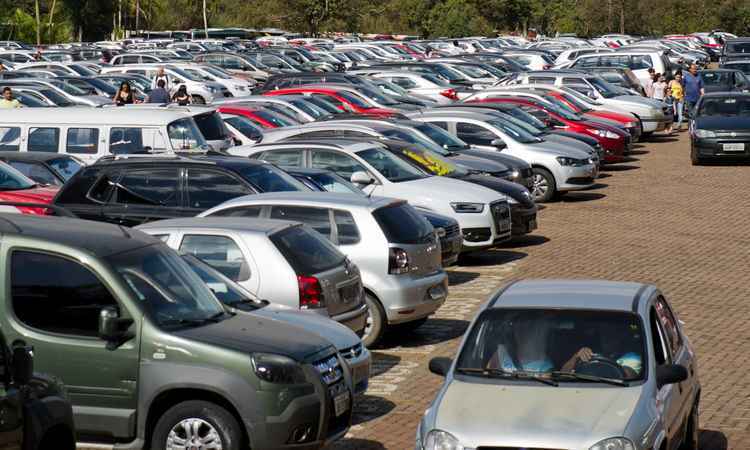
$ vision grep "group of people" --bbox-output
[113,67,192,106]
[645,64,705,134]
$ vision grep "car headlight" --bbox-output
[450,202,484,213]
[694,129,716,138]
[589,437,635,450]
[556,156,587,166]
[423,430,462,450]
[624,121,635,128]
[587,128,621,139]
[251,353,307,384]
[207,86,217,93]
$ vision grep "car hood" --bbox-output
[542,134,597,154]
[583,114,628,130]
[460,148,531,170]
[694,116,750,131]
[447,152,509,173]
[434,380,642,449]
[527,140,594,159]
[612,95,663,110]
[173,312,334,362]
[460,174,534,207]
[392,175,506,206]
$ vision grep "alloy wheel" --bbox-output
[531,173,549,200]
[166,417,223,450]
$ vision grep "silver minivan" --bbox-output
[135,217,369,337]
[200,192,449,346]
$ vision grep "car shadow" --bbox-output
[369,352,401,377]
[559,192,607,202]
[699,429,728,450]
[378,318,470,348]
[326,437,387,449]
[597,172,613,179]
[457,249,527,267]
[584,182,608,190]
[602,164,640,171]
[503,234,550,248]
[447,270,480,286]
[629,149,650,155]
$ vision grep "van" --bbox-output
[0,107,211,164]
[568,51,670,86]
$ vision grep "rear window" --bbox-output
[269,225,345,275]
[727,42,750,54]
[372,202,433,244]
[193,112,229,141]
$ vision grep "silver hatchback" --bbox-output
[420,279,700,450]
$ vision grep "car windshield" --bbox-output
[51,80,88,96]
[180,254,265,310]
[555,92,592,112]
[397,145,466,177]
[456,308,646,382]
[586,77,619,98]
[697,96,750,117]
[725,63,750,75]
[357,86,400,106]
[235,163,306,192]
[373,202,434,244]
[413,123,470,150]
[727,42,750,54]
[421,73,450,86]
[497,112,544,136]
[502,106,549,130]
[202,66,232,79]
[535,98,581,121]
[701,71,734,86]
[48,157,83,181]
[14,91,48,107]
[488,119,542,144]
[69,64,96,76]
[108,244,228,329]
[287,98,326,119]
[336,90,373,108]
[168,67,203,82]
[434,65,468,83]
[0,162,36,190]
[224,115,262,140]
[356,147,427,182]
[167,118,207,150]
[304,96,341,114]
[255,109,297,127]
[84,78,117,95]
[37,88,74,106]
[270,225,346,274]
[454,64,492,79]
[380,128,449,155]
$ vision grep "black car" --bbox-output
[53,154,306,226]
[719,60,750,77]
[720,37,750,64]
[0,152,84,187]
[701,69,750,93]
[0,327,75,450]
[285,166,463,266]
[690,93,750,165]
[254,72,372,94]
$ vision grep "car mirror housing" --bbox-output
[350,171,375,186]
[656,364,688,388]
[11,345,33,385]
[98,306,133,348]
[491,138,507,149]
[429,357,452,377]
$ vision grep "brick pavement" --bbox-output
[329,132,748,450]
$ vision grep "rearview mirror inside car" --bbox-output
[656,364,688,388]
[429,357,452,377]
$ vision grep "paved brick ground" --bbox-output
[329,132,747,450]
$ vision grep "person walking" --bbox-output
[172,85,191,106]
[114,82,135,106]
[644,68,656,97]
[0,87,21,108]
[670,72,686,131]
[651,74,667,100]
[146,79,171,104]
[151,67,170,91]
[683,64,704,121]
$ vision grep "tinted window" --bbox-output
[311,150,367,180]
[334,210,360,245]
[194,112,228,141]
[655,297,682,354]
[11,251,118,337]
[269,225,345,274]
[373,203,433,244]
[110,127,144,154]
[7,161,60,186]
[456,122,495,146]
[224,116,262,141]
[66,128,99,154]
[528,77,555,85]
[114,169,180,206]
[234,164,304,193]
[631,55,653,70]
[28,127,60,152]
[698,96,750,117]
[209,205,263,218]
[258,149,304,166]
[186,169,251,210]
[270,205,332,238]
[0,127,20,151]
[179,235,250,282]
[48,157,82,181]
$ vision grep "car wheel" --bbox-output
[191,95,206,105]
[680,402,699,450]
[690,147,702,166]
[152,400,242,450]
[530,167,556,203]
[362,294,386,347]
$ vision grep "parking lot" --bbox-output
[330,132,748,450]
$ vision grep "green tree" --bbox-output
[427,0,492,37]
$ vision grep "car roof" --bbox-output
[0,151,73,162]
[213,191,398,211]
[136,217,299,235]
[0,106,190,125]
[491,279,650,312]
[93,154,268,168]
[0,213,157,257]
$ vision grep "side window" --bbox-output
[66,128,99,154]
[180,234,250,282]
[391,77,417,89]
[528,76,555,85]
[0,127,20,151]
[310,150,367,180]
[650,307,670,365]
[210,205,263,218]
[28,127,60,153]
[257,149,304,166]
[185,169,252,210]
[311,93,343,107]
[110,127,144,154]
[11,251,118,337]
[427,121,449,131]
[456,122,495,146]
[7,161,60,186]
[113,169,180,207]
[334,210,360,245]
[521,105,551,122]
[631,55,653,70]
[655,297,682,354]
[270,206,332,239]
[223,56,242,70]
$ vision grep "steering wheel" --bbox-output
[575,355,626,379]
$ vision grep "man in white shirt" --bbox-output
[151,67,170,91]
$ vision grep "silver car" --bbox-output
[420,279,700,450]
[135,217,369,337]
[200,192,449,347]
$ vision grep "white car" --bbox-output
[169,63,255,97]
[353,70,466,103]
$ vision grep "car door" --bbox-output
[102,167,182,226]
[0,330,22,450]
[309,149,370,182]
[4,249,139,439]
[648,302,683,450]
[178,232,256,293]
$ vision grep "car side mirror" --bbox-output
[429,357,452,377]
[11,345,33,385]
[491,138,507,149]
[98,306,133,348]
[350,171,376,186]
[656,364,688,388]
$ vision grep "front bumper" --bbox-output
[692,137,750,160]
[510,203,538,236]
[439,227,462,267]
[642,112,672,133]
[557,163,597,191]
[378,270,449,325]
[340,344,371,395]
[455,201,512,250]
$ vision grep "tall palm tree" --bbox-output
[203,0,208,38]
[34,0,41,45]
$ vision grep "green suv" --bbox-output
[0,213,352,450]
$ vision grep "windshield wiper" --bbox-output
[455,367,558,386]
[550,371,627,386]
[161,311,229,327]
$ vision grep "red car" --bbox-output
[0,162,58,214]
[216,106,298,129]
[470,97,631,163]
[263,87,398,117]
[543,90,642,141]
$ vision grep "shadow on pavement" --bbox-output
[369,352,401,377]
[648,135,679,143]
[630,149,650,155]
[559,192,607,202]
[597,172,613,179]
[602,164,640,171]
[447,271,480,286]
[379,318,469,348]
[326,438,387,449]
[350,395,396,427]
[457,249,527,267]
[585,182,609,190]
[503,234,550,248]
[699,429,728,450]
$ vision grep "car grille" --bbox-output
[443,223,460,238]
[490,200,512,235]
[715,131,750,139]
[313,355,344,385]
[339,343,364,361]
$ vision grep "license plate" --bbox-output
[333,391,350,417]
[497,219,511,232]
[723,143,745,152]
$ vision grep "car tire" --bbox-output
[530,167,556,203]
[690,148,702,166]
[151,400,243,450]
[362,294,386,347]
[191,95,206,105]
[680,401,700,450]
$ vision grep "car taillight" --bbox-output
[388,248,410,274]
[297,275,324,309]
[440,88,459,100]
[542,64,551,70]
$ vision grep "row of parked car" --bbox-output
[0,31,710,450]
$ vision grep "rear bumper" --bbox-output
[331,302,368,335]
[376,271,449,325]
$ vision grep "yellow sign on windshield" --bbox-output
[403,149,453,176]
